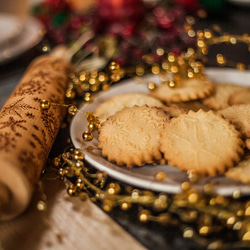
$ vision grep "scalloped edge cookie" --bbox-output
[98,105,170,167]
[159,109,244,176]
[150,77,214,103]
[94,93,164,123]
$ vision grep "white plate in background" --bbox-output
[0,17,44,64]
[0,14,23,48]
[228,0,250,6]
[70,68,250,196]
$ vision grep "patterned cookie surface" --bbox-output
[98,105,170,167]
[225,156,250,184]
[159,109,244,176]
[94,93,164,123]
[228,88,250,105]
[202,83,247,110]
[217,104,250,138]
[150,77,214,103]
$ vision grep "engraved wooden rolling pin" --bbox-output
[0,53,71,220]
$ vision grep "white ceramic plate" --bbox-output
[0,16,44,64]
[70,68,250,196]
[228,0,250,6]
[0,14,23,48]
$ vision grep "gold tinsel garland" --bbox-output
[38,27,250,248]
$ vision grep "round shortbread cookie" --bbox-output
[228,88,250,105]
[225,156,250,184]
[169,100,211,112]
[98,105,170,167]
[217,104,250,138]
[202,83,247,110]
[94,93,164,123]
[159,109,244,176]
[150,77,214,103]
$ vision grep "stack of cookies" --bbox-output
[95,75,250,183]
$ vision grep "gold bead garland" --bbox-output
[194,27,250,69]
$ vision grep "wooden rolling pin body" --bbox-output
[0,55,71,220]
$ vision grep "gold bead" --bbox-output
[187,170,200,183]
[109,61,120,73]
[65,89,76,99]
[156,47,164,56]
[227,216,236,227]
[187,29,196,38]
[96,171,108,181]
[151,64,160,74]
[131,189,140,199]
[89,77,98,85]
[203,182,214,194]
[181,181,191,191]
[102,83,110,91]
[167,52,176,62]
[64,167,75,177]
[153,198,167,211]
[154,171,166,182]
[40,99,51,110]
[58,168,65,176]
[68,105,78,115]
[197,38,205,48]
[199,225,212,236]
[139,209,151,222]
[107,183,121,195]
[170,65,178,74]
[51,157,61,167]
[110,73,120,82]
[42,45,50,52]
[67,185,77,196]
[73,149,84,160]
[136,65,145,76]
[82,130,94,141]
[216,54,226,65]
[88,121,98,131]
[236,63,245,71]
[86,111,96,122]
[37,200,47,211]
[204,29,213,39]
[84,92,94,102]
[207,241,223,249]
[233,221,242,230]
[242,231,250,241]
[79,71,89,81]
[76,182,83,190]
[102,199,114,212]
[98,72,108,82]
[168,79,176,88]
[183,227,194,238]
[245,205,250,216]
[188,192,199,203]
[121,202,131,211]
[147,82,156,90]
[75,160,83,168]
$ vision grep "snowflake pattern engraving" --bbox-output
[0,116,27,132]
[0,97,36,119]
[0,132,16,152]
